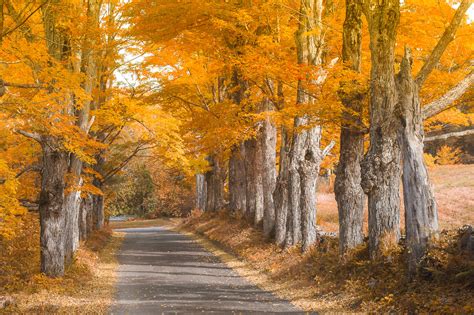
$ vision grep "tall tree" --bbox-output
[360,0,401,259]
[276,0,334,251]
[335,0,365,256]
[398,0,472,273]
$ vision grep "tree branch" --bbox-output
[16,163,42,178]
[422,71,474,119]
[16,129,42,143]
[424,128,474,142]
[415,0,472,87]
[322,140,336,158]
[102,143,158,183]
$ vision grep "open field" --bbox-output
[317,165,474,232]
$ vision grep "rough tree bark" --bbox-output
[92,168,105,230]
[39,140,68,277]
[360,0,401,259]
[261,100,277,237]
[229,143,247,214]
[334,0,365,256]
[64,173,82,264]
[244,137,264,225]
[205,156,225,212]
[79,193,93,241]
[274,126,290,246]
[195,173,207,211]
[397,48,438,275]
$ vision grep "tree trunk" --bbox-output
[195,173,207,211]
[244,137,264,225]
[205,156,225,212]
[79,194,93,241]
[334,0,365,256]
[397,48,438,275]
[274,126,290,246]
[286,119,304,247]
[39,140,68,277]
[39,2,71,277]
[261,108,277,237]
[360,0,401,259]
[64,158,83,264]
[286,0,325,250]
[298,126,324,251]
[229,143,247,214]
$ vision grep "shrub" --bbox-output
[435,145,461,165]
[424,153,436,167]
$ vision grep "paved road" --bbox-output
[110,226,304,314]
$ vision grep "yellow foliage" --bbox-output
[435,145,461,165]
[0,159,27,239]
[424,153,436,167]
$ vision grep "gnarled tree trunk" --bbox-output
[398,48,438,275]
[360,0,401,259]
[39,140,68,277]
[335,0,365,256]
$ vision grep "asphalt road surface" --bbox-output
[110,226,305,314]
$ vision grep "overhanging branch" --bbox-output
[415,0,472,88]
[422,71,474,119]
[424,128,474,142]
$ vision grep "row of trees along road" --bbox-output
[128,0,473,276]
[0,0,472,278]
[0,0,186,277]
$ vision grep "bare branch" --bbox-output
[16,163,42,178]
[86,116,95,134]
[322,140,336,158]
[424,128,474,142]
[0,78,46,90]
[16,129,42,143]
[415,0,472,87]
[102,143,158,183]
[422,71,474,119]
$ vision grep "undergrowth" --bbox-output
[182,210,474,313]
[0,214,122,314]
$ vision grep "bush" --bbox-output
[424,153,436,167]
[435,145,461,165]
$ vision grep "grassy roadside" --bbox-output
[179,212,474,313]
[1,226,124,314]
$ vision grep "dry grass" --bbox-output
[317,165,474,232]
[1,225,123,314]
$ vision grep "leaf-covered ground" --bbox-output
[0,220,123,314]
